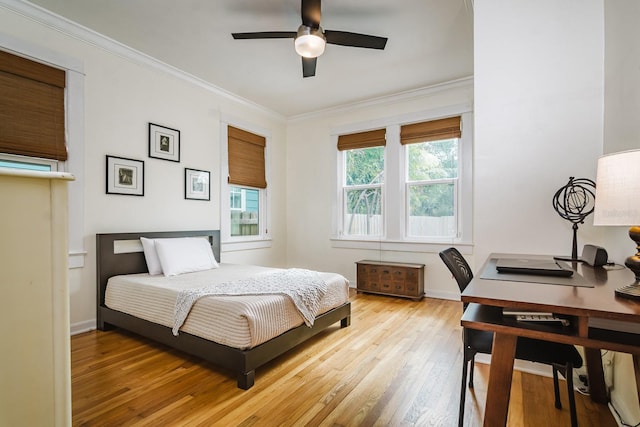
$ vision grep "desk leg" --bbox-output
[634,354,640,407]
[584,348,608,404]
[484,332,517,427]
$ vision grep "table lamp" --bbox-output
[593,149,640,300]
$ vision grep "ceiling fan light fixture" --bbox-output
[294,25,326,58]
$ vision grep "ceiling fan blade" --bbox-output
[302,57,317,78]
[301,0,321,28]
[232,31,296,40]
[325,30,387,49]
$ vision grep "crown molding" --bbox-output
[0,0,286,122]
[287,76,474,123]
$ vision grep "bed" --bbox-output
[96,230,351,389]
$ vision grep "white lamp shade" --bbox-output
[593,149,640,226]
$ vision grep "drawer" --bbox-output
[390,281,406,295]
[357,277,370,291]
[404,281,419,296]
[362,265,380,275]
[391,268,407,280]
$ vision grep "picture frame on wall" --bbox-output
[106,155,144,196]
[185,168,210,201]
[149,123,180,162]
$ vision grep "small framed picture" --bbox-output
[149,123,180,162]
[185,168,210,201]
[106,155,144,196]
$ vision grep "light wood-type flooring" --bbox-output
[72,290,617,426]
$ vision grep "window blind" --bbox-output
[227,125,266,189]
[0,50,67,161]
[400,116,461,145]
[337,128,386,151]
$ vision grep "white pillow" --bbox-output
[154,237,219,277]
[140,237,163,275]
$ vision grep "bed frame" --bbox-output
[96,230,351,389]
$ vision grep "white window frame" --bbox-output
[0,153,60,171]
[331,106,473,252]
[340,146,385,240]
[402,138,461,242]
[220,116,272,251]
[229,187,245,211]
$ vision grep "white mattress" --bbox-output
[105,264,350,349]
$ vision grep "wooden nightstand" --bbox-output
[356,260,425,300]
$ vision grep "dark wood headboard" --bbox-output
[96,230,221,311]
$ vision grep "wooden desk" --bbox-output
[461,254,640,427]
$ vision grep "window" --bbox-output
[334,112,472,249]
[222,123,270,246]
[0,153,57,172]
[1,39,86,269]
[229,187,260,237]
[401,116,462,239]
[338,128,386,238]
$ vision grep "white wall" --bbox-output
[286,82,473,299]
[474,0,605,265]
[603,0,640,424]
[0,3,288,332]
[475,0,638,424]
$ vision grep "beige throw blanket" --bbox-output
[173,268,328,336]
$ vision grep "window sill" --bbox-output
[222,238,272,253]
[330,237,472,255]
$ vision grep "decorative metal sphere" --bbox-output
[552,177,596,225]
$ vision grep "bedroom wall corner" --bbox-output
[0,5,288,332]
[284,82,473,299]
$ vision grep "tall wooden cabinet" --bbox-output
[0,169,73,427]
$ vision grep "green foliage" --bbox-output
[407,139,457,217]
[344,141,457,218]
[345,147,384,186]
[409,184,454,217]
[408,139,458,181]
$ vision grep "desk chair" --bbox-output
[439,248,583,427]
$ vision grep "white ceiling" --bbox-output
[27,0,474,117]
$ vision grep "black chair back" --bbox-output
[439,247,474,292]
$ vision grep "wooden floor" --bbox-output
[72,291,617,426]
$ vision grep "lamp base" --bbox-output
[615,282,640,301]
[624,225,640,281]
[616,226,640,300]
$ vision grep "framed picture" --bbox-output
[185,168,210,201]
[149,123,180,162]
[106,155,144,196]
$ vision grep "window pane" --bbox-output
[230,188,242,210]
[345,146,384,185]
[0,159,52,171]
[230,186,259,236]
[408,183,455,237]
[344,187,382,236]
[407,139,458,181]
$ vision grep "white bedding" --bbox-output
[105,264,350,349]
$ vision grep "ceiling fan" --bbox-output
[231,0,388,78]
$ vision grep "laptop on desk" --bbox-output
[495,258,574,277]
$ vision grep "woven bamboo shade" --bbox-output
[0,50,67,161]
[337,128,386,151]
[228,125,267,189]
[400,116,461,145]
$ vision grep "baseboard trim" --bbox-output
[475,354,553,378]
[71,319,96,336]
